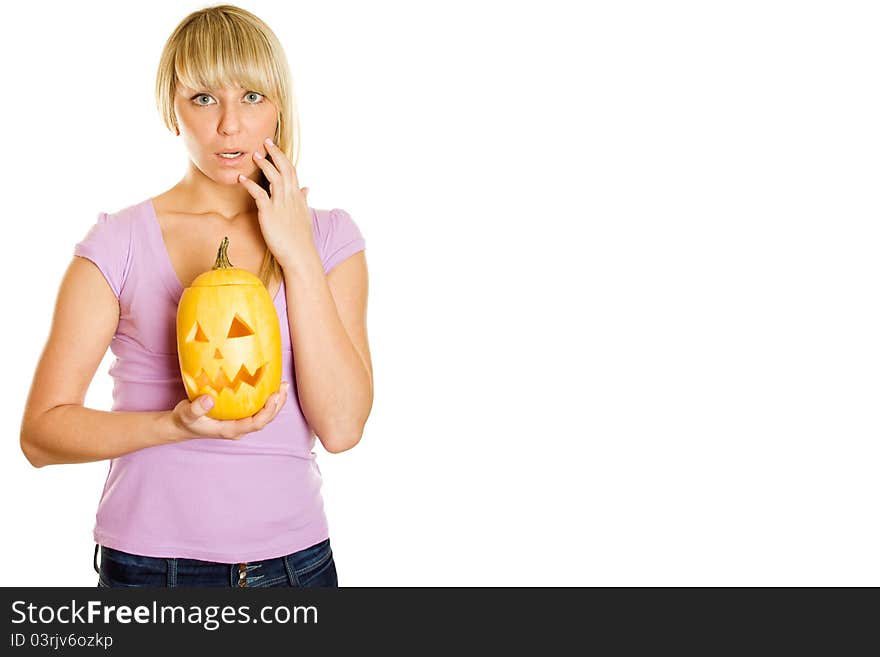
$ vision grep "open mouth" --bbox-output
[215,152,246,163]
[189,362,267,394]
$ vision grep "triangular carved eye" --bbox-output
[227,314,254,338]
[186,322,210,343]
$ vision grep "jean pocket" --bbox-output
[287,539,337,587]
[100,547,168,587]
[298,555,338,587]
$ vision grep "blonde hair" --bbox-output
[155,4,301,289]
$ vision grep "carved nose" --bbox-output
[214,349,223,359]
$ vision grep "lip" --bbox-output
[214,151,248,165]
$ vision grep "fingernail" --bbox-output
[201,397,215,410]
[254,151,262,159]
[264,137,273,146]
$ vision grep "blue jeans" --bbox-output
[94,539,338,588]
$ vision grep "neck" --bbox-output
[178,160,261,221]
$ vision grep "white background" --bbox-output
[2,0,878,586]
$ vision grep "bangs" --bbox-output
[173,14,280,98]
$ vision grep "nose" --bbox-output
[214,348,223,359]
[218,108,243,136]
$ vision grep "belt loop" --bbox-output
[167,558,177,587]
[283,553,300,587]
[93,544,100,575]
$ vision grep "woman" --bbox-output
[18,5,372,588]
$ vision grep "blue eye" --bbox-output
[192,92,265,106]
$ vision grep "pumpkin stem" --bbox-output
[213,236,234,269]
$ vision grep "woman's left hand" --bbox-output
[238,138,314,268]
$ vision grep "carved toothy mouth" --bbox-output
[190,362,267,394]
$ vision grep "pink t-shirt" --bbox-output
[73,198,365,562]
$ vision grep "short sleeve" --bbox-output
[73,211,133,299]
[319,208,366,274]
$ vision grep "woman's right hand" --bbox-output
[167,382,290,441]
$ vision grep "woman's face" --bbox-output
[173,82,278,185]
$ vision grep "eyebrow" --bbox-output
[180,85,250,94]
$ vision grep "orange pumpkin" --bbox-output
[176,237,282,420]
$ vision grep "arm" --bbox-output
[282,248,373,454]
[19,257,188,468]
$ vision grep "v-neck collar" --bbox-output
[143,197,284,305]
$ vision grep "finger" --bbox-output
[263,138,296,187]
[265,394,283,423]
[189,395,215,421]
[221,415,252,439]
[252,150,283,191]
[212,394,266,439]
[271,383,290,419]
[225,385,288,437]
[250,392,280,430]
[238,174,270,206]
[265,382,289,420]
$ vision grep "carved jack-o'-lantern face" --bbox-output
[176,237,281,420]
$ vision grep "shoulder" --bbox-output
[72,200,147,298]
[310,207,366,274]
[311,206,361,231]
[81,200,148,236]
